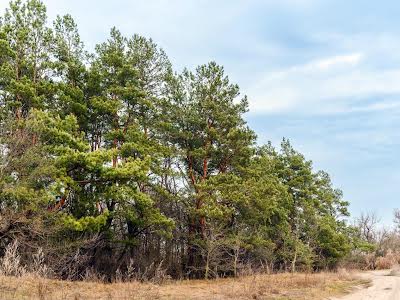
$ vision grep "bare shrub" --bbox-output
[115,268,123,282]
[152,260,170,284]
[32,248,51,277]
[237,262,255,277]
[83,267,106,283]
[375,250,400,270]
[376,256,393,270]
[126,258,135,280]
[57,247,94,281]
[120,259,170,283]
[0,240,26,276]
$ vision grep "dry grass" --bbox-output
[0,270,367,300]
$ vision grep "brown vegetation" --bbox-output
[0,239,368,299]
[0,270,365,300]
[339,211,400,271]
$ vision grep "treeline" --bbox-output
[344,211,400,270]
[0,0,353,280]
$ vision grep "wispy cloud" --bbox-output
[302,53,363,71]
[247,48,400,114]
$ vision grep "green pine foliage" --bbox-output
[0,0,354,280]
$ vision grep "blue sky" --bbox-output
[1,0,399,224]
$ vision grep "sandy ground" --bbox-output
[332,269,400,300]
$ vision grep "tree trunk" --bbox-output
[291,248,297,273]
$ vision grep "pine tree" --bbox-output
[164,62,256,276]
[0,0,54,119]
[0,0,353,280]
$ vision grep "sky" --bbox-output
[1,0,399,224]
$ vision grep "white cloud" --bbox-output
[355,101,400,112]
[3,1,400,117]
[246,49,400,114]
[304,53,363,71]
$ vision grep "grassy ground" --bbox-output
[0,271,368,300]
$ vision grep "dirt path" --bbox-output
[332,270,400,300]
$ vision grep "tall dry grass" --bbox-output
[0,241,368,299]
[0,270,365,300]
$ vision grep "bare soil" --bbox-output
[331,269,400,300]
